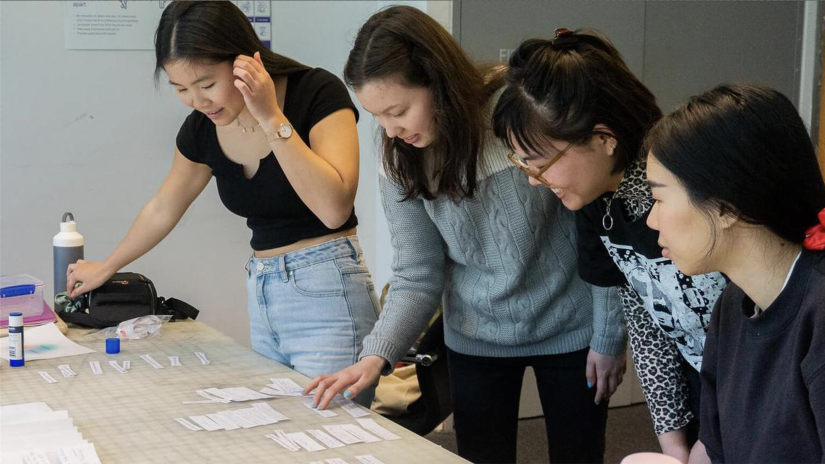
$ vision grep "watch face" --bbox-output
[278,124,293,138]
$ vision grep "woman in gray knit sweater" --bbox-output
[305,7,627,463]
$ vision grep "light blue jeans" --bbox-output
[245,236,380,406]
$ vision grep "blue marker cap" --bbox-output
[105,337,120,354]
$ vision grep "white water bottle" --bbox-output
[53,212,84,298]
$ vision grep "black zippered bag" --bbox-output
[57,272,199,329]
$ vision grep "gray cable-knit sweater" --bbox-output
[360,134,627,369]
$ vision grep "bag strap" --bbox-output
[57,309,108,329]
[159,297,199,321]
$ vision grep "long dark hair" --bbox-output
[646,83,825,246]
[493,29,661,174]
[154,1,308,85]
[344,5,505,200]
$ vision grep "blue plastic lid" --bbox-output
[0,285,35,298]
[9,312,22,317]
[105,338,121,354]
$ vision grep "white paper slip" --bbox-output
[22,448,50,464]
[355,455,386,464]
[303,401,337,417]
[307,429,346,449]
[121,360,130,370]
[225,387,274,400]
[284,432,326,452]
[323,425,363,445]
[140,354,164,369]
[55,442,103,464]
[69,442,103,464]
[173,417,203,431]
[268,377,304,393]
[356,418,402,440]
[206,413,240,431]
[202,388,237,402]
[237,407,278,426]
[58,365,77,377]
[38,371,58,384]
[188,415,222,432]
[326,459,351,464]
[194,351,210,365]
[264,433,300,452]
[89,361,103,375]
[259,386,306,397]
[182,399,222,405]
[251,402,289,422]
[216,410,258,429]
[341,424,381,443]
[334,397,370,418]
[108,361,127,374]
[205,387,273,402]
[168,355,181,366]
[56,446,84,464]
[196,390,231,403]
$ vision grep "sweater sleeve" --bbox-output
[589,284,627,356]
[358,175,447,373]
[699,298,724,462]
[621,284,694,436]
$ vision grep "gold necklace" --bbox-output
[236,118,261,134]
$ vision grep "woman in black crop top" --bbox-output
[646,83,825,463]
[65,1,380,405]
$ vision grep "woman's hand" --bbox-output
[586,349,627,404]
[303,356,387,410]
[233,51,281,125]
[66,260,116,298]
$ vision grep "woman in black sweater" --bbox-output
[645,83,825,463]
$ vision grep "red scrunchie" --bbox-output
[803,208,825,250]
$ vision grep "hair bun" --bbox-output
[550,28,578,50]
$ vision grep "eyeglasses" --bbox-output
[507,139,578,188]
[506,131,611,188]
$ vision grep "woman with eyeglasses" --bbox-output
[646,83,825,464]
[304,7,627,463]
[492,29,729,462]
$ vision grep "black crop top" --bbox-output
[176,67,359,251]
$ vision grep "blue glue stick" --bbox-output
[9,312,24,367]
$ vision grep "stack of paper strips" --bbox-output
[174,401,289,431]
[0,402,102,464]
[185,386,276,404]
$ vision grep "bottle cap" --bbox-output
[59,221,78,233]
[8,312,23,327]
[106,337,121,354]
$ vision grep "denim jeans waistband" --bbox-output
[245,235,362,276]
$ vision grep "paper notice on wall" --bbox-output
[64,1,272,51]
[63,1,169,50]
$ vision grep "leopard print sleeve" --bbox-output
[619,284,693,436]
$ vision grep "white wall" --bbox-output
[0,1,449,345]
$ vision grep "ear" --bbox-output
[593,124,617,156]
[717,204,738,230]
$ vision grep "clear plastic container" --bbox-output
[0,274,45,320]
